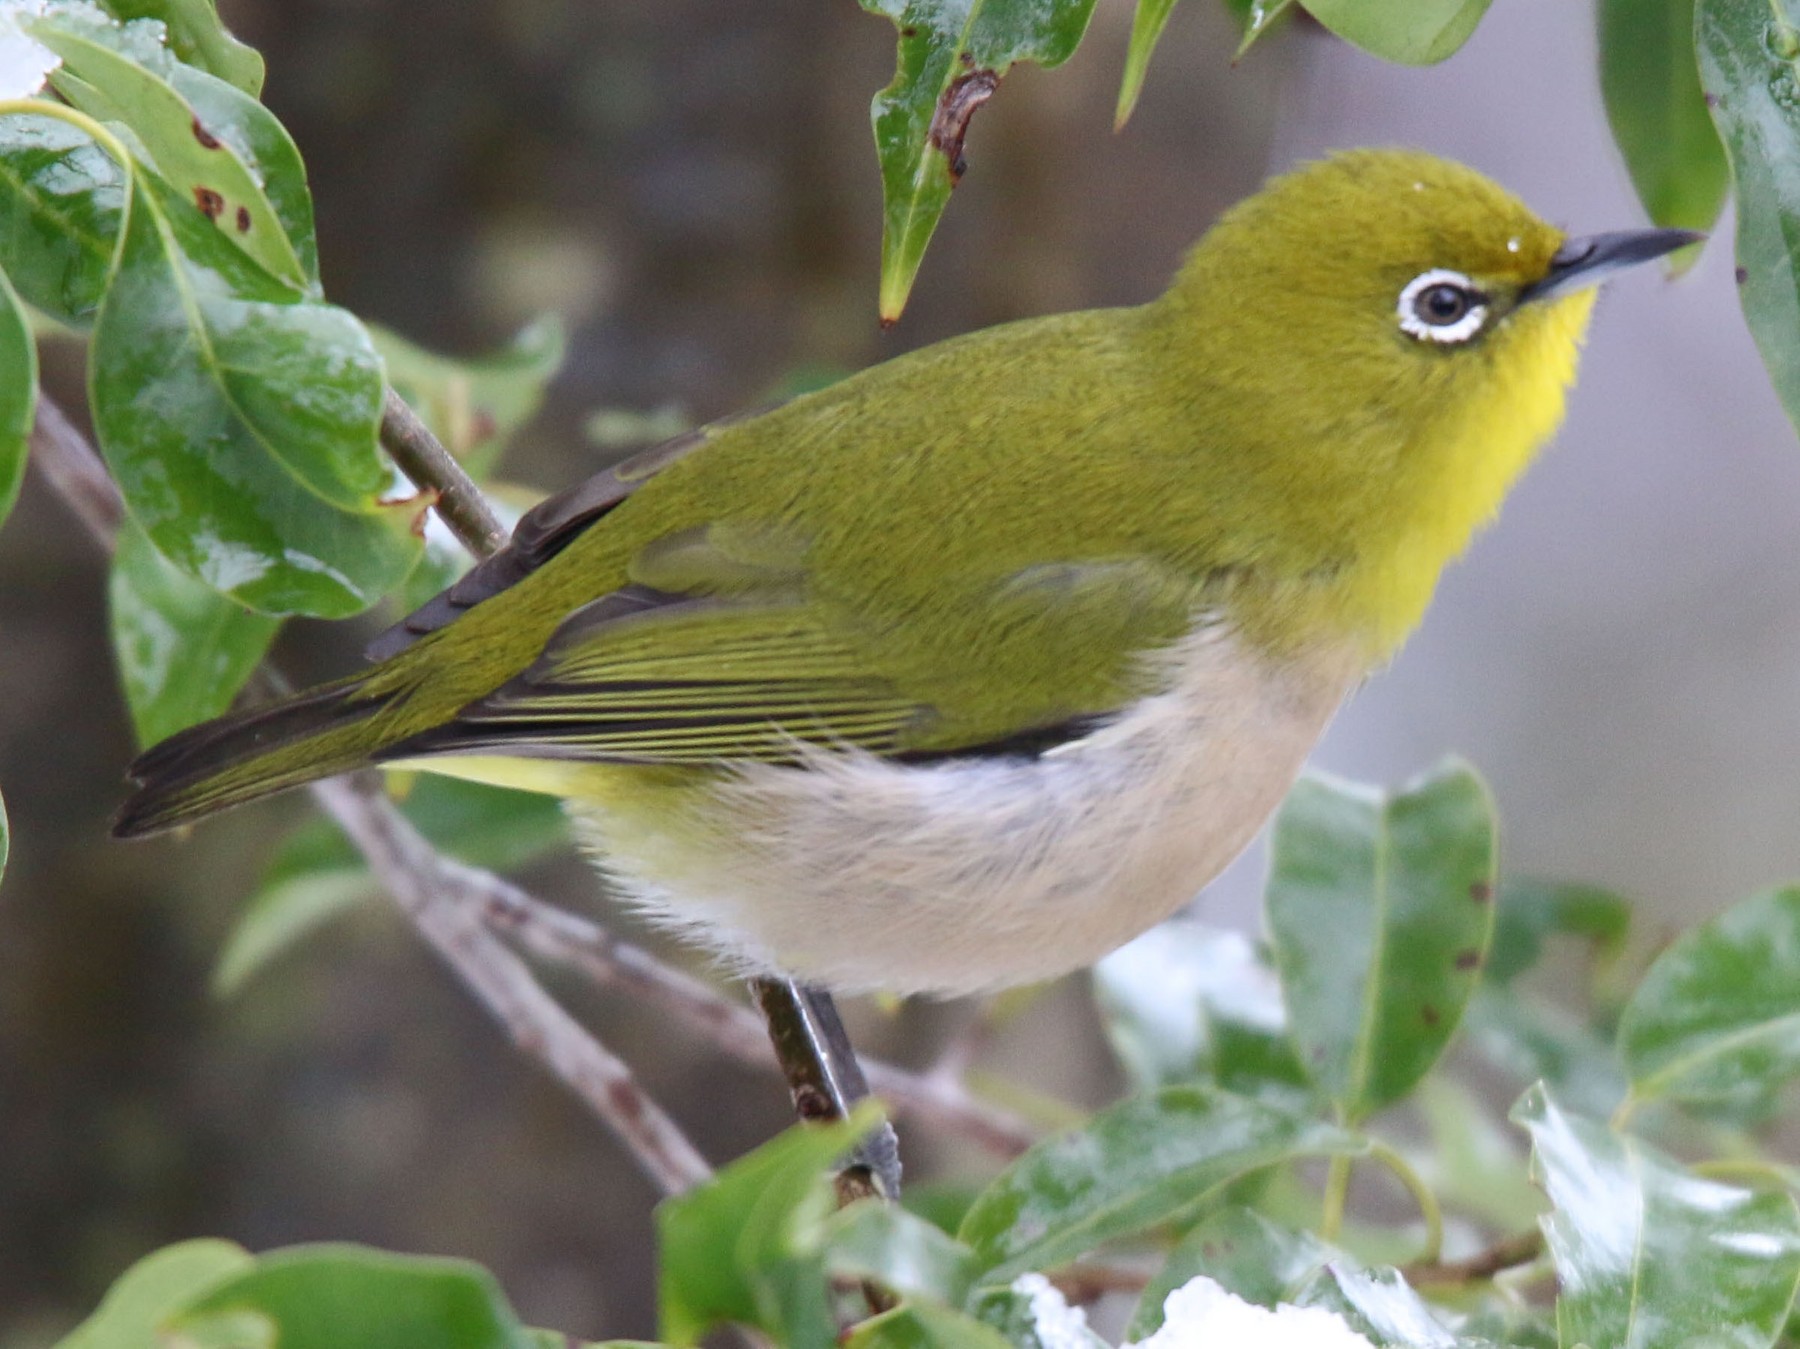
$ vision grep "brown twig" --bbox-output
[31,394,711,1193]
[1400,1229,1545,1287]
[379,387,509,557]
[310,776,711,1192]
[450,791,1039,1157]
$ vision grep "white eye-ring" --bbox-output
[1397,268,1490,345]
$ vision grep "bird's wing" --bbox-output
[382,549,1202,767]
[385,591,932,763]
[365,408,769,661]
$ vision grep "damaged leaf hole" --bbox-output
[929,68,1000,184]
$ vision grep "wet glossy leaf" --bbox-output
[958,1084,1365,1280]
[659,1110,877,1348]
[1697,0,1800,438]
[372,317,565,478]
[169,1245,537,1349]
[859,0,1101,320]
[1125,1208,1333,1340]
[1300,0,1492,63]
[109,520,280,747]
[1093,920,1309,1104]
[91,165,419,617]
[824,1200,976,1306]
[1516,1084,1800,1349]
[0,112,126,326]
[1487,877,1631,984]
[1600,0,1729,256]
[1267,761,1497,1123]
[1117,0,1181,126]
[54,1239,253,1349]
[0,262,33,535]
[1230,0,1298,59]
[1288,1265,1455,1347]
[101,0,264,94]
[36,23,309,285]
[845,1303,1015,1349]
[1619,886,1800,1116]
[969,1278,1110,1347]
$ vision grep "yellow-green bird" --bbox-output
[114,149,1694,996]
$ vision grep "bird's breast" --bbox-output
[571,623,1364,996]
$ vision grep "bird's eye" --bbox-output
[1397,269,1489,345]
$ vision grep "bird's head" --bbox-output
[1156,148,1699,655]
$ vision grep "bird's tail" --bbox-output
[112,675,397,838]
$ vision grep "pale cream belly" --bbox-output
[549,626,1363,997]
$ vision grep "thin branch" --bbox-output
[1400,1229,1545,1287]
[310,775,711,1193]
[479,884,1037,1157]
[380,388,509,558]
[30,393,711,1194]
[29,397,122,539]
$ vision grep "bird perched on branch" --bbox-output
[114,149,1695,997]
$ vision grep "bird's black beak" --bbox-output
[1517,228,1706,305]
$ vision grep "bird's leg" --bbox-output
[750,976,903,1202]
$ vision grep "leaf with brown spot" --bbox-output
[1266,759,1498,1124]
[859,0,1102,321]
[33,18,315,286]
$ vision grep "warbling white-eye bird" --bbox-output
[113,149,1697,997]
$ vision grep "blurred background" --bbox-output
[3,0,1797,1340]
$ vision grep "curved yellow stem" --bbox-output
[0,97,136,170]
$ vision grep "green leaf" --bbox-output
[1125,1208,1333,1340]
[100,0,265,94]
[109,520,281,747]
[957,1084,1365,1281]
[844,1303,1015,1349]
[658,1110,877,1347]
[1266,761,1497,1123]
[90,164,420,618]
[1300,0,1492,63]
[859,0,1101,321]
[1093,920,1309,1103]
[1116,0,1181,127]
[389,774,572,870]
[213,867,376,998]
[36,23,309,286]
[968,1277,1110,1347]
[371,317,565,479]
[1599,0,1729,254]
[54,1239,253,1349]
[0,263,34,536]
[1515,1083,1800,1349]
[170,1245,537,1349]
[1411,1079,1541,1233]
[1618,886,1800,1116]
[1697,0,1800,440]
[823,1200,977,1306]
[1288,1265,1455,1347]
[1232,0,1299,58]
[214,776,568,996]
[0,112,126,326]
[1486,877,1631,984]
